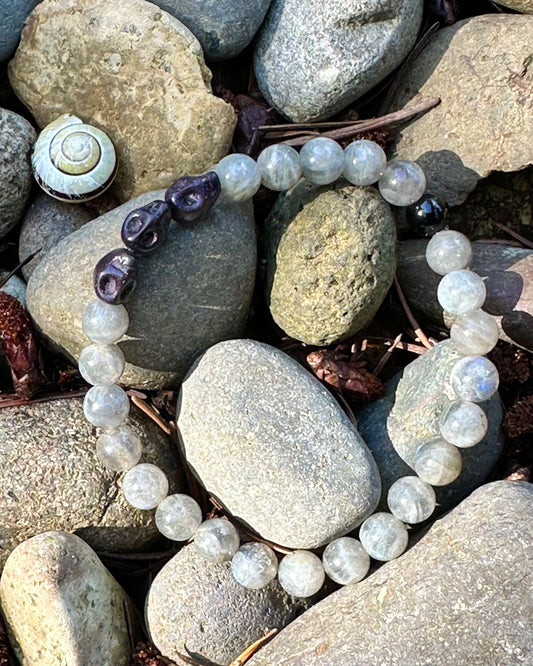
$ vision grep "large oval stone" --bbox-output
[177,340,381,549]
[8,0,236,201]
[0,532,135,666]
[146,543,307,666]
[254,0,423,122]
[247,481,533,666]
[397,240,533,352]
[356,340,503,514]
[0,397,180,569]
[27,190,256,389]
[264,181,396,345]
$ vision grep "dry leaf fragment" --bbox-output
[503,395,533,439]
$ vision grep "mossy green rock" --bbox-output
[264,181,396,345]
[0,532,134,666]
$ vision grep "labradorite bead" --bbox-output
[437,269,486,315]
[213,155,261,202]
[426,230,472,275]
[299,137,345,185]
[439,399,488,448]
[322,537,370,585]
[155,494,203,541]
[83,383,130,428]
[96,425,142,472]
[78,343,125,385]
[378,159,426,207]
[450,355,499,403]
[231,542,278,590]
[450,309,499,356]
[165,171,221,223]
[413,437,462,486]
[278,550,325,597]
[257,144,302,191]
[359,512,409,561]
[343,139,386,186]
[387,476,436,524]
[122,463,169,510]
[82,299,129,344]
[121,200,171,253]
[405,192,448,237]
[93,248,137,305]
[194,518,240,563]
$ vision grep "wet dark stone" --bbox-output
[121,200,171,254]
[165,172,221,224]
[93,248,137,305]
[405,192,448,237]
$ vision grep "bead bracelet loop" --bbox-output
[74,133,498,597]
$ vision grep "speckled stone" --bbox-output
[0,108,35,240]
[146,543,307,666]
[254,0,423,122]
[8,0,236,201]
[356,340,503,513]
[26,190,256,389]
[0,532,134,666]
[264,181,396,345]
[0,397,181,570]
[390,15,533,205]
[0,0,40,61]
[18,192,95,280]
[0,271,26,308]
[149,0,272,60]
[177,340,381,550]
[247,481,533,666]
[494,0,533,12]
[397,240,533,352]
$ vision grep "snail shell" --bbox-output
[32,114,117,202]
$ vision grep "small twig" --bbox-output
[260,97,441,147]
[129,393,172,435]
[230,629,278,666]
[123,599,135,653]
[492,222,533,250]
[394,277,433,350]
[0,249,41,290]
[333,389,358,426]
[373,333,403,377]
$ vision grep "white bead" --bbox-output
[437,270,486,315]
[82,299,129,344]
[359,512,409,561]
[450,310,499,356]
[214,154,261,201]
[194,518,240,563]
[322,537,370,585]
[378,159,426,206]
[83,384,130,428]
[122,463,169,510]
[231,542,278,590]
[278,550,325,598]
[257,144,302,191]
[439,400,488,448]
[343,139,387,186]
[387,476,436,524]
[96,425,142,471]
[78,343,125,385]
[155,494,203,541]
[299,137,345,185]
[450,355,499,403]
[413,437,462,486]
[425,230,473,275]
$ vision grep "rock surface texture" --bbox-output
[247,481,533,666]
[0,397,180,568]
[390,15,533,205]
[357,340,503,513]
[0,0,40,61]
[494,0,533,12]
[177,340,381,549]
[19,192,95,280]
[8,0,236,201]
[150,0,272,60]
[397,240,533,352]
[26,190,256,389]
[264,181,396,345]
[0,108,35,240]
[0,531,133,666]
[254,0,423,121]
[147,543,306,666]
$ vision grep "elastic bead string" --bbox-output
[79,139,499,597]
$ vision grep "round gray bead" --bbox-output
[387,476,436,524]
[257,144,302,191]
[300,138,345,185]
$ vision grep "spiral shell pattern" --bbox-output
[32,114,117,202]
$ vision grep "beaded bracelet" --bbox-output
[36,124,499,597]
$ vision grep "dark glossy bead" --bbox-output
[121,200,171,254]
[94,248,137,305]
[405,192,449,237]
[165,171,221,224]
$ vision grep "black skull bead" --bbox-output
[121,200,171,254]
[94,248,137,305]
[165,171,221,224]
